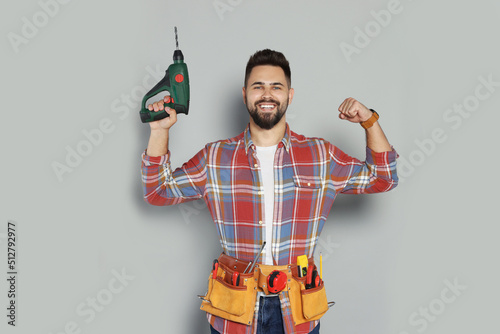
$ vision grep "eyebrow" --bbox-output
[250,81,285,87]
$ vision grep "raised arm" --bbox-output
[146,96,177,157]
[333,97,398,194]
[141,96,205,206]
[338,97,392,153]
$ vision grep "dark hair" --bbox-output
[244,49,291,87]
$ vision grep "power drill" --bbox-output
[139,27,190,123]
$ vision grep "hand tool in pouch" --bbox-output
[232,272,240,286]
[306,268,320,289]
[244,241,266,274]
[297,255,308,277]
[305,265,314,289]
[312,269,320,287]
[139,26,190,123]
[212,259,219,279]
[320,252,323,279]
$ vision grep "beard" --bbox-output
[246,98,289,130]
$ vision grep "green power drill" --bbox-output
[139,27,190,123]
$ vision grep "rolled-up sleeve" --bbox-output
[141,148,207,206]
[330,145,398,194]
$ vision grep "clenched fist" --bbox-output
[338,97,373,123]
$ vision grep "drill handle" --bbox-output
[139,69,174,123]
[139,62,190,123]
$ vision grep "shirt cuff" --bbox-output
[142,149,170,166]
[365,146,399,166]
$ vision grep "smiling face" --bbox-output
[243,65,294,130]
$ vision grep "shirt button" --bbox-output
[254,164,258,168]
[258,221,263,225]
[307,182,311,186]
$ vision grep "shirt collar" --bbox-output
[243,123,291,154]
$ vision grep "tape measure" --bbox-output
[267,270,287,294]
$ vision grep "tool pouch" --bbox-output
[200,254,258,326]
[200,254,330,327]
[287,265,329,326]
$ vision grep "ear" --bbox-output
[242,87,246,104]
[288,88,295,104]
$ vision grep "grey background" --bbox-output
[1,0,499,333]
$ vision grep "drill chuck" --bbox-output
[173,50,184,62]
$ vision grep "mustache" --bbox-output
[255,99,280,106]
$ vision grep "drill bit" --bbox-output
[174,26,179,50]
[172,26,184,62]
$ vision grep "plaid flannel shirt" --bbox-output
[141,124,398,334]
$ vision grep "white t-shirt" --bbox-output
[255,144,278,265]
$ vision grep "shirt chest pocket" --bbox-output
[290,175,326,219]
[292,175,324,190]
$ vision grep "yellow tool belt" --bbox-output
[199,253,329,326]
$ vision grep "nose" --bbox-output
[261,86,273,99]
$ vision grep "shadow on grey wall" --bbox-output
[228,92,249,133]
[329,194,372,225]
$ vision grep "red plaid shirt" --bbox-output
[141,124,398,333]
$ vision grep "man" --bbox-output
[141,49,398,334]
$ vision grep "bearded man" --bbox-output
[141,49,398,334]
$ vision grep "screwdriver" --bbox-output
[244,241,266,274]
[232,272,240,286]
[212,259,219,279]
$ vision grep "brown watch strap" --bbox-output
[360,109,379,129]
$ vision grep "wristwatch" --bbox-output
[360,109,379,129]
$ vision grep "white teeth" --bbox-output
[260,104,275,109]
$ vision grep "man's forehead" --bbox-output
[248,65,287,84]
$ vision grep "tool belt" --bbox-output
[199,253,329,326]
